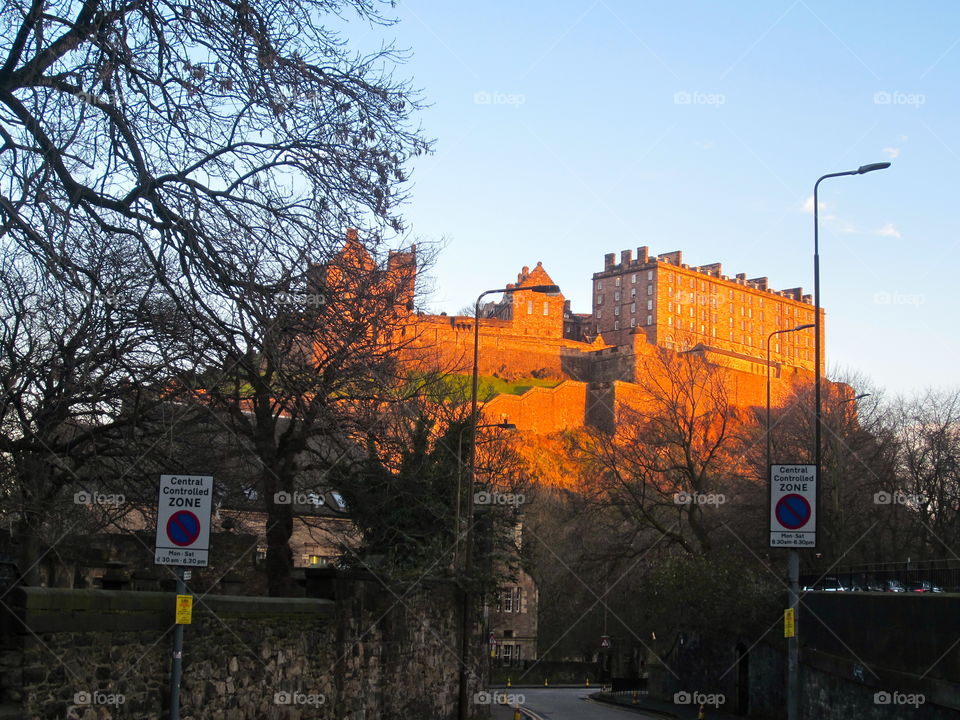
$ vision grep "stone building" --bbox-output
[590,247,823,373]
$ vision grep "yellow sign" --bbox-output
[784,608,795,638]
[176,594,193,625]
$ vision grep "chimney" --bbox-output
[346,228,358,242]
[637,246,649,263]
[604,253,616,270]
[621,249,632,267]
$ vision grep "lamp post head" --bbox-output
[857,162,891,174]
[525,284,561,295]
[793,323,815,331]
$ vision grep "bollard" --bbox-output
[507,678,512,687]
[585,678,590,687]
[544,678,549,687]
[698,702,706,719]
[632,691,639,704]
[512,706,522,720]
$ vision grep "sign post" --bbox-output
[154,475,212,720]
[769,464,814,720]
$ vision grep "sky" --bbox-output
[350,1,959,396]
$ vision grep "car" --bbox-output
[906,580,944,593]
[820,577,849,592]
[880,579,906,592]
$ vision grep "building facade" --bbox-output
[590,247,823,373]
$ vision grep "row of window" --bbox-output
[596,270,655,291]
[526,300,550,316]
[611,315,654,330]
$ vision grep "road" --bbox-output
[490,687,664,720]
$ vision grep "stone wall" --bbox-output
[0,569,483,719]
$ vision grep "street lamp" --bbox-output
[804,162,889,720]
[458,283,559,720]
[765,324,815,470]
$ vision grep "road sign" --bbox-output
[600,635,611,649]
[155,475,213,566]
[769,465,817,547]
[783,608,795,638]
[175,595,193,624]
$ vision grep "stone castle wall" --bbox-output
[0,570,483,720]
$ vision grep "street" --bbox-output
[491,687,664,720]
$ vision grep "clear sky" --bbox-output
[355,1,959,396]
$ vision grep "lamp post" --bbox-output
[804,162,889,720]
[766,324,815,469]
[765,323,813,720]
[458,283,559,720]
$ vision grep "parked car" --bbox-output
[906,580,944,593]
[880,579,906,592]
[820,577,848,592]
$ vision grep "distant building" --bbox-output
[490,568,538,666]
[591,247,821,372]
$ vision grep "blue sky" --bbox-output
[354,1,959,396]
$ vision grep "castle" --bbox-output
[385,242,823,434]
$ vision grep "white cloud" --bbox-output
[882,147,900,159]
[876,223,901,238]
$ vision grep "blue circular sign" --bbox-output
[166,510,201,547]
[776,494,811,530]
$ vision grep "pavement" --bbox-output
[486,686,741,720]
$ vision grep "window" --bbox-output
[647,285,653,296]
[615,277,621,287]
[527,300,533,314]
[631,287,637,298]
[614,320,620,330]
[631,273,637,284]
[543,301,549,316]
[630,317,636,328]
[614,291,621,302]
[614,306,620,316]
[646,314,653,325]
[647,270,654,280]
[676,304,682,315]
[630,302,636,313]
[689,307,694,317]
[597,294,604,305]
[668,301,673,313]
[647,300,653,311]
[596,309,602,319]
[668,316,673,327]
[596,280,603,290]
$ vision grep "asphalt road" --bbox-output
[490,687,665,720]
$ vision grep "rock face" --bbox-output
[1,573,479,719]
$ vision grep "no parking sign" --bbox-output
[155,475,213,566]
[769,465,817,548]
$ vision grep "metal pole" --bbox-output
[169,566,185,720]
[787,551,799,720]
[458,288,506,720]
